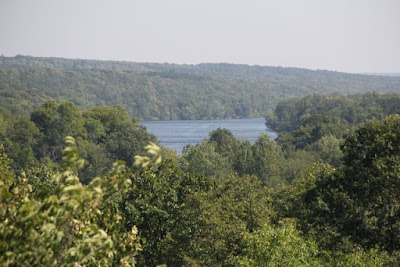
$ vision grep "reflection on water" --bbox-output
[141,118,277,153]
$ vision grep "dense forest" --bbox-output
[1,55,400,120]
[2,90,400,265]
[1,55,400,266]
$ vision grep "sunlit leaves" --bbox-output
[0,138,140,266]
[134,142,162,168]
[231,220,323,266]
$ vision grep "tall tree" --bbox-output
[31,100,86,161]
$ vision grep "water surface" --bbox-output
[141,118,277,152]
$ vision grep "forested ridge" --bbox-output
[1,55,400,120]
[2,92,400,265]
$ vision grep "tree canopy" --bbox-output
[1,56,400,120]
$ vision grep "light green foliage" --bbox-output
[133,142,162,168]
[183,129,287,186]
[232,220,392,266]
[307,134,343,167]
[25,163,58,198]
[182,140,233,180]
[180,175,274,266]
[0,144,15,187]
[251,134,284,187]
[209,128,254,176]
[0,138,140,266]
[231,220,323,266]
[332,247,391,267]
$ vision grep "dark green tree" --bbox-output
[339,115,400,251]
[31,100,87,162]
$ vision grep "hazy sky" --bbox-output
[1,0,399,73]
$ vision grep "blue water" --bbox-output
[141,118,277,152]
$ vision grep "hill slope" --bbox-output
[1,55,399,120]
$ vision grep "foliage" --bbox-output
[120,148,213,266]
[307,134,343,167]
[179,174,274,266]
[183,129,286,186]
[0,114,39,171]
[251,134,284,186]
[0,101,156,181]
[278,149,318,183]
[266,93,398,132]
[275,163,339,246]
[278,115,400,258]
[2,56,400,120]
[182,140,233,180]
[31,100,87,162]
[230,220,323,266]
[82,105,156,168]
[277,115,349,150]
[0,138,140,266]
[339,115,400,251]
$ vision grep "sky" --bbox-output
[0,0,399,73]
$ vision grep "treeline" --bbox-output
[0,67,276,120]
[266,92,400,132]
[3,55,400,83]
[1,55,400,120]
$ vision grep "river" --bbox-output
[141,117,278,152]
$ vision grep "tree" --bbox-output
[83,106,156,166]
[0,115,39,171]
[294,115,400,253]
[231,220,323,266]
[251,134,284,187]
[307,134,343,167]
[31,100,86,162]
[179,174,274,266]
[119,152,212,266]
[339,115,400,251]
[182,141,233,180]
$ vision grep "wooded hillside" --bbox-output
[1,55,399,120]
